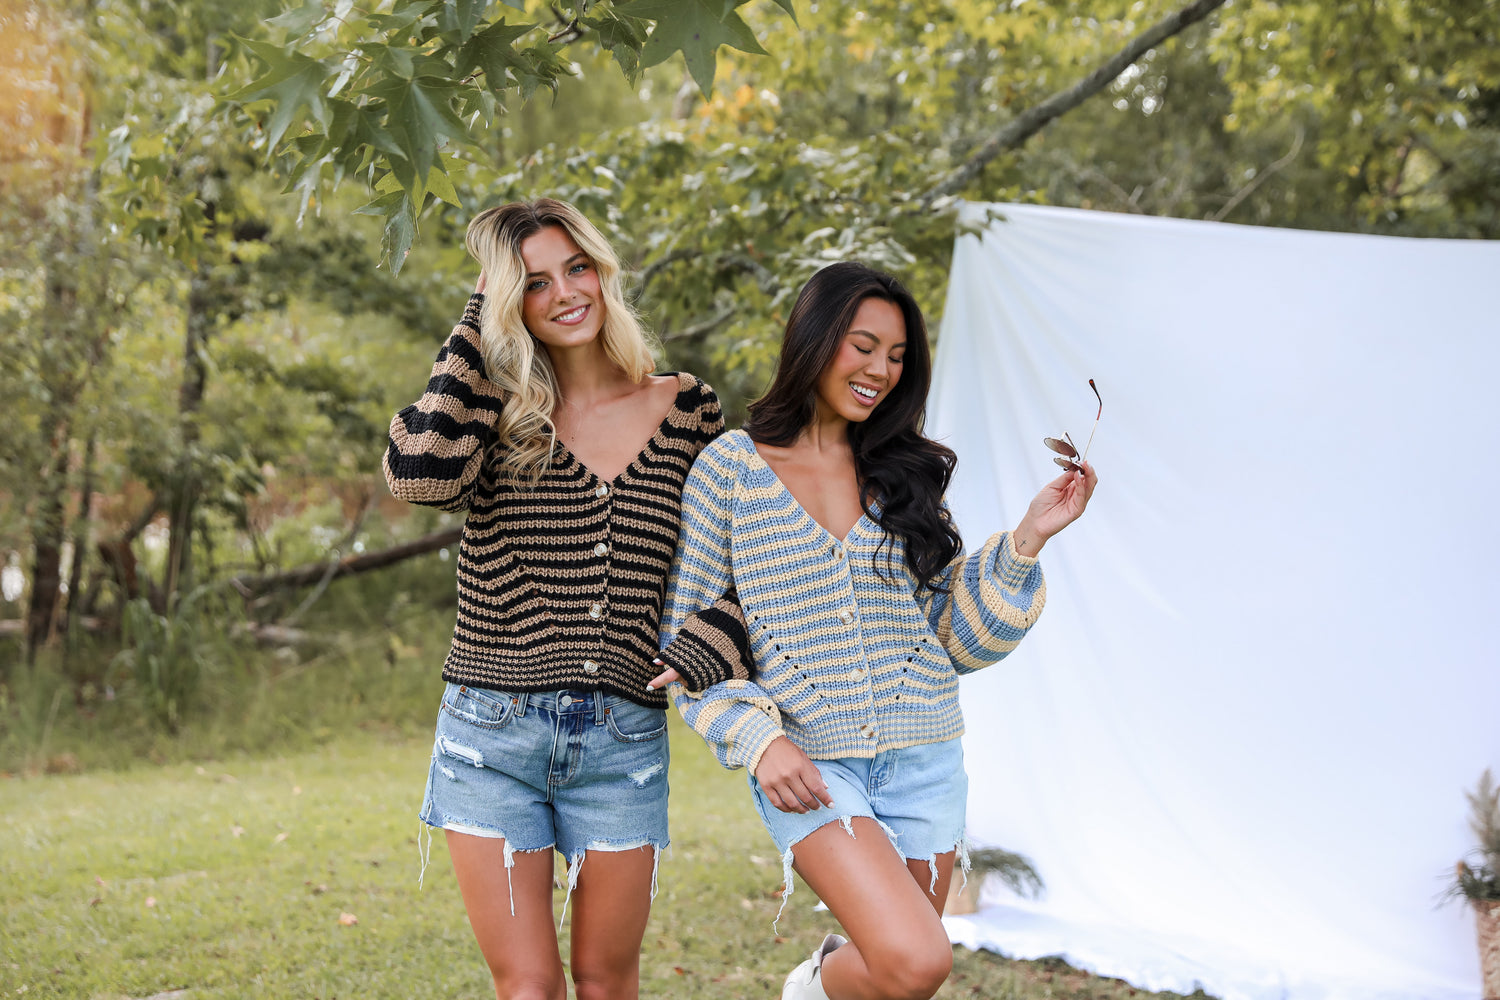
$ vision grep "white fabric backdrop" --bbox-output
[928,202,1500,1000]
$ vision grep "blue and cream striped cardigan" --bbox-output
[659,430,1047,772]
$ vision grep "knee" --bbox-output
[573,972,635,1000]
[868,940,952,1000]
[572,956,639,1000]
[490,973,565,1000]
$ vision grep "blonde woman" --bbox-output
[384,198,724,1000]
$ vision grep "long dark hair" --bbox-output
[745,262,963,593]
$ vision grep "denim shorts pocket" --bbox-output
[439,683,517,731]
[604,702,667,743]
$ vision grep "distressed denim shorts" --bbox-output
[420,683,671,866]
[748,736,970,915]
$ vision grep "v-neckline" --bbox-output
[553,373,687,486]
[742,432,874,545]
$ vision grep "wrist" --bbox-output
[1011,517,1047,557]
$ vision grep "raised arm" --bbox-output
[918,529,1047,673]
[920,461,1098,672]
[382,292,506,511]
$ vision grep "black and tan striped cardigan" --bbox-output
[383,295,725,708]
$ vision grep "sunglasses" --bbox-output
[1043,379,1102,475]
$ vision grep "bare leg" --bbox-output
[445,831,566,1000]
[907,851,957,916]
[791,818,954,1000]
[567,845,659,1000]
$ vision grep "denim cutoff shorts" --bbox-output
[749,736,969,905]
[420,683,670,862]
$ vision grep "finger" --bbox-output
[644,664,680,691]
[788,775,823,811]
[775,781,810,814]
[791,764,833,808]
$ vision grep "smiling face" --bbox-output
[518,225,605,351]
[814,296,907,425]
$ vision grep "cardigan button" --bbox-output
[838,609,855,625]
[595,484,609,498]
[593,542,609,557]
[589,603,604,619]
[859,724,875,739]
[583,659,601,674]
[851,666,867,680]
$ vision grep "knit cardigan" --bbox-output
[659,430,1046,771]
[383,294,725,707]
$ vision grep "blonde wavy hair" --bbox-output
[465,198,656,485]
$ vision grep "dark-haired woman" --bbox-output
[648,262,1096,1000]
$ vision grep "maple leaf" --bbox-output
[229,38,332,151]
[615,0,766,96]
[454,18,535,93]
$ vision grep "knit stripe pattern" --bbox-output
[661,430,1046,772]
[383,294,725,708]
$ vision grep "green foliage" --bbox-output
[1450,769,1500,903]
[220,0,795,270]
[0,548,460,773]
[968,846,1045,901]
[115,591,219,732]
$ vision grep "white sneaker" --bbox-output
[780,933,847,999]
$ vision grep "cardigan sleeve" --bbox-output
[917,529,1048,674]
[660,440,786,773]
[655,586,753,693]
[382,294,505,512]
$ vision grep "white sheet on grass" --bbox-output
[928,202,1500,1000]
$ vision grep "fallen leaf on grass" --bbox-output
[273,832,288,844]
[230,825,243,838]
[89,897,102,906]
[673,966,686,975]
[144,896,157,908]
[338,912,358,926]
[292,785,302,795]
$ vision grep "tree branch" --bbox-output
[924,0,1230,206]
[662,307,736,344]
[229,526,461,594]
[1210,126,1305,223]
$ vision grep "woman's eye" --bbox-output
[890,355,905,365]
[853,345,873,355]
[570,262,590,274]
[526,280,546,292]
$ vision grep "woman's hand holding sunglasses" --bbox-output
[1013,379,1102,557]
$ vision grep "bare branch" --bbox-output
[230,526,461,594]
[662,307,736,345]
[635,248,702,298]
[924,0,1230,206]
[1210,127,1305,223]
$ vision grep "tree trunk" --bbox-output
[165,268,212,605]
[24,440,71,666]
[62,428,96,645]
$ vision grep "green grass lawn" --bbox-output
[1,715,1197,999]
